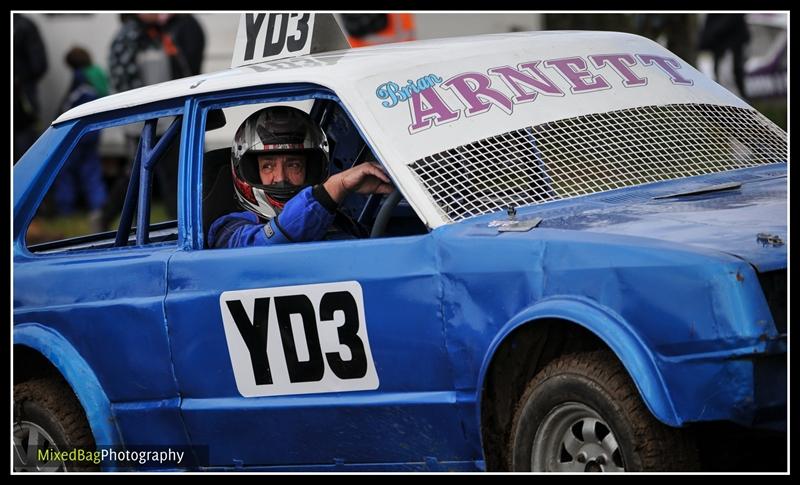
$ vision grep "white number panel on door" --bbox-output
[220,281,379,397]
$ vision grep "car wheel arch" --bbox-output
[14,324,122,452]
[475,298,680,470]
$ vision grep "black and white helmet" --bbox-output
[231,106,329,219]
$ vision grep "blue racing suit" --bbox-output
[208,184,356,248]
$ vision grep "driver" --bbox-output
[208,105,394,248]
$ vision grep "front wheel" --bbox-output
[509,350,698,472]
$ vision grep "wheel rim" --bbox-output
[531,402,626,472]
[13,421,67,472]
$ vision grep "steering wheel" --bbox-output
[369,190,403,238]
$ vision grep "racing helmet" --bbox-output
[231,106,329,219]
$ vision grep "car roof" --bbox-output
[56,29,740,124]
[55,30,752,230]
[59,30,562,123]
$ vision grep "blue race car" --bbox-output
[14,28,786,472]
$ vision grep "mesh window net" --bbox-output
[409,103,787,223]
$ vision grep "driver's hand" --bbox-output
[323,162,395,204]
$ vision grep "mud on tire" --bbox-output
[508,350,698,472]
[14,377,98,472]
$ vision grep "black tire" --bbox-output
[509,350,698,472]
[13,377,99,472]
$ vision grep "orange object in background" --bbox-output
[343,13,416,47]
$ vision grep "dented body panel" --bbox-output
[437,167,786,430]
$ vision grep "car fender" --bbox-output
[14,323,122,449]
[476,295,681,427]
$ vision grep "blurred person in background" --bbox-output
[13,14,48,163]
[102,13,206,230]
[340,13,415,47]
[108,13,205,93]
[634,14,698,67]
[544,13,635,35]
[699,13,751,101]
[52,47,109,231]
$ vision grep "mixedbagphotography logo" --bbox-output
[12,443,210,472]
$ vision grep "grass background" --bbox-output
[27,202,169,246]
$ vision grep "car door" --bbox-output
[164,94,474,469]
